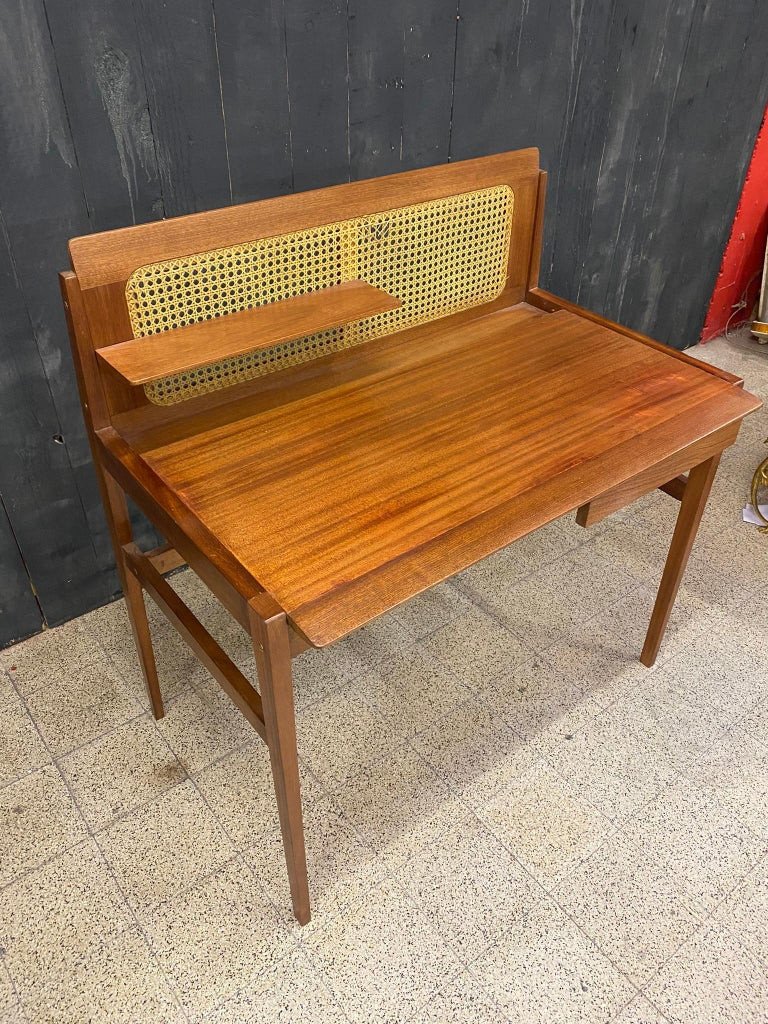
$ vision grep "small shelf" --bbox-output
[96,280,400,386]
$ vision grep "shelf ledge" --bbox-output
[96,280,400,386]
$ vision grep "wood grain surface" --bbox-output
[97,281,400,385]
[125,302,760,646]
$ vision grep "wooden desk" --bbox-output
[61,149,761,924]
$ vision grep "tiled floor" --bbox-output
[1,330,767,1023]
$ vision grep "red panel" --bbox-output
[702,105,768,341]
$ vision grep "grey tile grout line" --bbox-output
[322,607,763,1020]
[4,522,766,998]
[2,669,193,1021]
[1,791,190,1018]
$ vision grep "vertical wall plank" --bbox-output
[133,0,232,215]
[0,497,41,648]
[0,205,113,628]
[348,0,458,181]
[284,0,350,191]
[399,0,457,170]
[44,0,164,231]
[348,0,406,180]
[618,0,768,343]
[214,0,293,202]
[0,0,118,625]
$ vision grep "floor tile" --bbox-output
[291,644,354,711]
[711,857,768,971]
[0,700,50,787]
[683,525,768,609]
[421,607,530,690]
[471,897,636,1024]
[303,875,464,1024]
[0,765,87,887]
[740,698,768,746]
[97,780,234,913]
[412,693,538,800]
[296,682,397,788]
[25,661,141,758]
[156,688,254,774]
[355,646,471,740]
[410,971,510,1024]
[0,623,102,697]
[471,760,613,886]
[576,519,670,587]
[601,666,736,773]
[20,927,182,1024]
[0,965,18,1018]
[533,701,678,823]
[0,839,132,999]
[0,671,16,704]
[332,613,417,676]
[390,581,473,641]
[552,829,702,985]
[645,923,768,1024]
[611,997,669,1024]
[684,724,768,838]
[478,551,637,653]
[590,582,712,668]
[394,804,542,960]
[536,618,650,709]
[663,619,767,717]
[481,656,604,742]
[204,946,347,1024]
[59,714,186,828]
[246,789,388,925]
[620,777,763,914]
[193,740,284,849]
[82,597,201,708]
[455,517,585,599]
[144,858,292,1019]
[331,743,454,872]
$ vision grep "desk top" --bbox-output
[113,303,760,646]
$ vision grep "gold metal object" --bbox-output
[125,185,514,406]
[751,439,768,533]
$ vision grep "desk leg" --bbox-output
[101,469,164,720]
[641,454,721,667]
[249,603,310,925]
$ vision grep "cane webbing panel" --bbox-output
[126,185,514,405]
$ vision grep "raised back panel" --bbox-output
[68,150,541,415]
[125,185,513,405]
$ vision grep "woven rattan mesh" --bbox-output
[126,185,514,405]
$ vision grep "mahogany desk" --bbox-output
[61,149,761,923]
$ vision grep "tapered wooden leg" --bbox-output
[249,600,310,925]
[640,454,721,667]
[101,470,164,719]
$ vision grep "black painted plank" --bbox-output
[451,0,607,298]
[284,0,350,191]
[453,0,768,349]
[621,0,768,346]
[133,0,232,216]
[0,0,118,623]
[214,0,293,203]
[348,0,407,180]
[44,0,164,231]
[0,497,42,649]
[349,0,457,181]
[0,206,113,626]
[399,0,457,170]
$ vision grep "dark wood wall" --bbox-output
[1,0,766,647]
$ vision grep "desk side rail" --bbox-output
[526,286,744,387]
